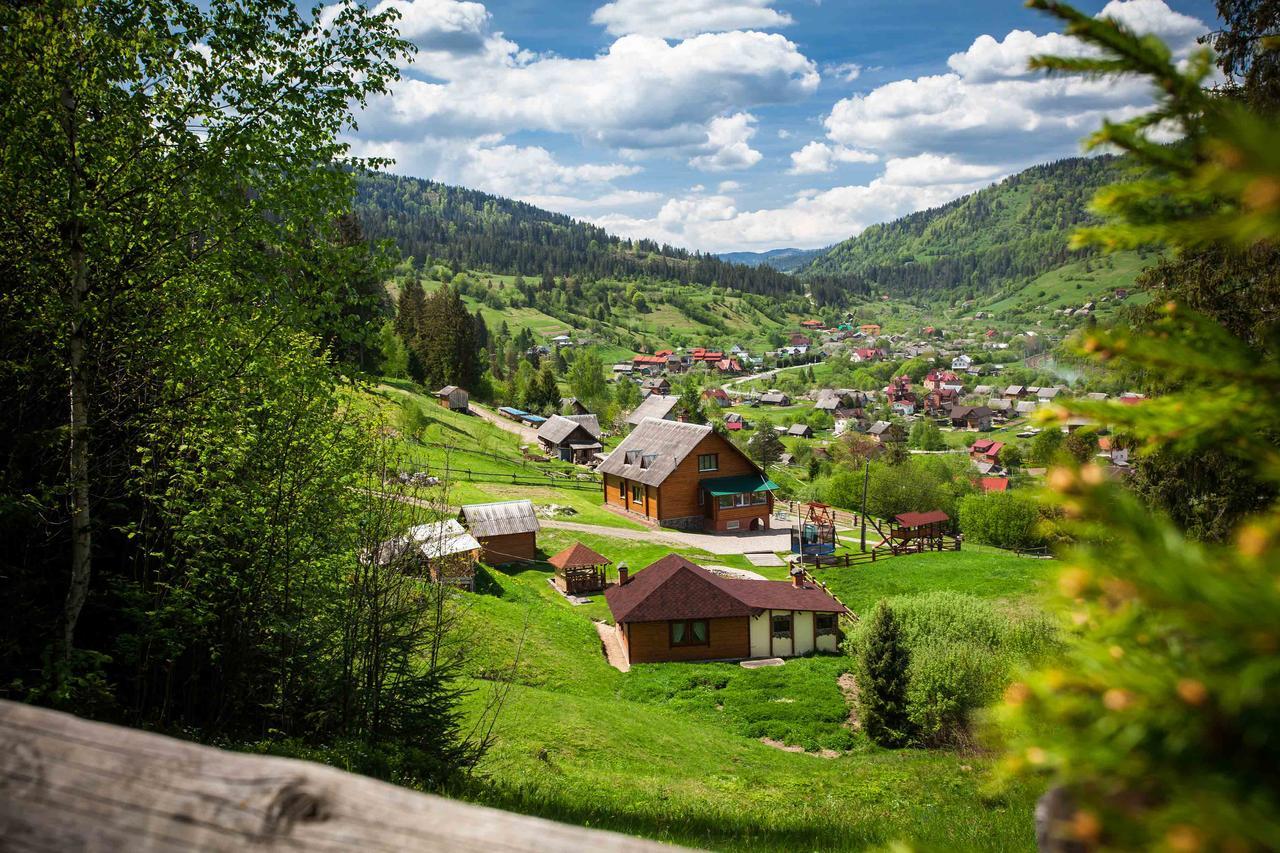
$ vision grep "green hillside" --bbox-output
[355,171,846,304]
[802,156,1135,304]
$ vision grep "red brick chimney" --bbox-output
[618,565,630,585]
[791,568,803,588]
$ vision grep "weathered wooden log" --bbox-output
[0,699,677,852]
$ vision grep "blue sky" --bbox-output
[340,0,1220,252]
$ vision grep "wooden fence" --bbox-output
[0,699,673,852]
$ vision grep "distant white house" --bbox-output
[951,354,973,371]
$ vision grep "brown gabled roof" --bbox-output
[537,414,600,445]
[895,510,950,528]
[605,554,847,623]
[597,418,714,486]
[548,542,611,570]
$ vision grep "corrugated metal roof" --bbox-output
[538,414,597,445]
[459,500,541,538]
[597,418,711,487]
[625,394,679,426]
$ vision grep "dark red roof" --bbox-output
[980,477,1009,492]
[548,542,611,570]
[605,554,846,624]
[895,510,950,528]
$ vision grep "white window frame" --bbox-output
[726,520,740,530]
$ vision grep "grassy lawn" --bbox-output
[445,530,1051,851]
[815,547,1055,614]
[359,376,1052,850]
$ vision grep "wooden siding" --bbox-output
[477,532,536,565]
[655,432,762,522]
[622,616,750,664]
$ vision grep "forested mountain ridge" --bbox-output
[354,171,853,304]
[800,155,1133,303]
[717,246,825,271]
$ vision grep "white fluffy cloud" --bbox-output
[689,113,763,172]
[591,0,792,40]
[823,0,1207,164]
[361,28,818,153]
[595,174,995,252]
[787,141,878,174]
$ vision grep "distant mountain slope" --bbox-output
[717,247,825,272]
[354,171,817,301]
[801,155,1132,303]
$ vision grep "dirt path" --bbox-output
[540,518,688,546]
[594,621,629,672]
[469,402,540,444]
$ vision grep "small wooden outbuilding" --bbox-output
[435,385,470,412]
[548,542,611,595]
[458,499,541,565]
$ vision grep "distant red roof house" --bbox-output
[801,319,824,328]
[980,477,1009,493]
[702,387,730,406]
[604,554,847,664]
[632,354,667,365]
[789,334,811,346]
[725,420,743,431]
[970,438,1005,461]
[714,358,742,374]
[854,347,882,362]
[654,349,674,358]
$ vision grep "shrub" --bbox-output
[907,640,1006,745]
[847,592,1059,745]
[958,491,1045,550]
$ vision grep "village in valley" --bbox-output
[10,0,1276,849]
[347,277,1150,839]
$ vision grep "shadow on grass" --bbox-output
[458,779,888,852]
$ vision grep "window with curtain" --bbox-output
[670,619,709,647]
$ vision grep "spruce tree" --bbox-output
[395,277,426,343]
[857,601,913,748]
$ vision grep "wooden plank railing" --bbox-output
[0,700,675,852]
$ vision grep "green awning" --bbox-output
[701,474,779,496]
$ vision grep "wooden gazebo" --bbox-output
[549,542,611,595]
[891,510,950,553]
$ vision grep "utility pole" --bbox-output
[860,459,870,552]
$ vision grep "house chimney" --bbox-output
[618,564,630,586]
[790,567,803,588]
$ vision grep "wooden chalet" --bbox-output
[549,542,611,595]
[367,519,480,590]
[868,420,905,443]
[640,377,672,396]
[434,385,470,413]
[787,423,814,438]
[598,418,777,532]
[949,405,994,431]
[759,390,789,406]
[458,500,540,565]
[536,414,603,464]
[604,554,847,664]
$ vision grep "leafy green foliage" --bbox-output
[994,4,1280,848]
[958,492,1047,551]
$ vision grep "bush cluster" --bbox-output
[846,592,1059,746]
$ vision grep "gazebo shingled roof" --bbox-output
[548,542,611,571]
